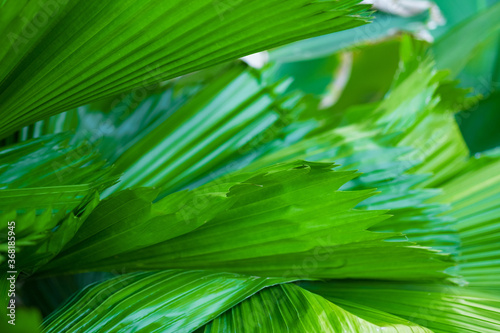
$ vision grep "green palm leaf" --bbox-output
[41,161,451,280]
[104,62,301,196]
[0,186,100,272]
[431,148,500,292]
[202,283,431,332]
[42,270,295,333]
[0,0,370,138]
[300,280,500,332]
[0,133,115,189]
